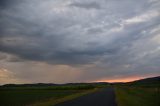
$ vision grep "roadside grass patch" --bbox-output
[115,87,160,106]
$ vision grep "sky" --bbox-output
[0,0,160,84]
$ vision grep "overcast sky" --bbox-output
[0,0,160,84]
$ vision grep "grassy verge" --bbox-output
[115,86,160,106]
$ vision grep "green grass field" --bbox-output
[115,86,160,106]
[0,89,78,106]
[1,79,159,106]
[0,85,97,106]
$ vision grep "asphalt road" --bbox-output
[55,88,117,106]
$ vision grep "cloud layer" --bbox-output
[0,0,160,84]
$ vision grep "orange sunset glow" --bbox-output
[95,75,160,83]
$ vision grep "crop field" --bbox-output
[115,86,160,106]
[0,85,96,106]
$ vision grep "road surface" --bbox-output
[55,88,117,106]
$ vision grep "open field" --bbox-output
[115,86,160,106]
[0,84,98,106]
[0,76,159,106]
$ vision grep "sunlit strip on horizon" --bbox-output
[94,75,160,83]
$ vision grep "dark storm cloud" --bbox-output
[0,0,160,82]
[0,37,117,65]
[0,0,15,8]
[69,1,101,9]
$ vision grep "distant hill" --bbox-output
[131,76,160,83]
[1,83,58,87]
[127,76,160,87]
[1,76,159,87]
[1,82,109,88]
